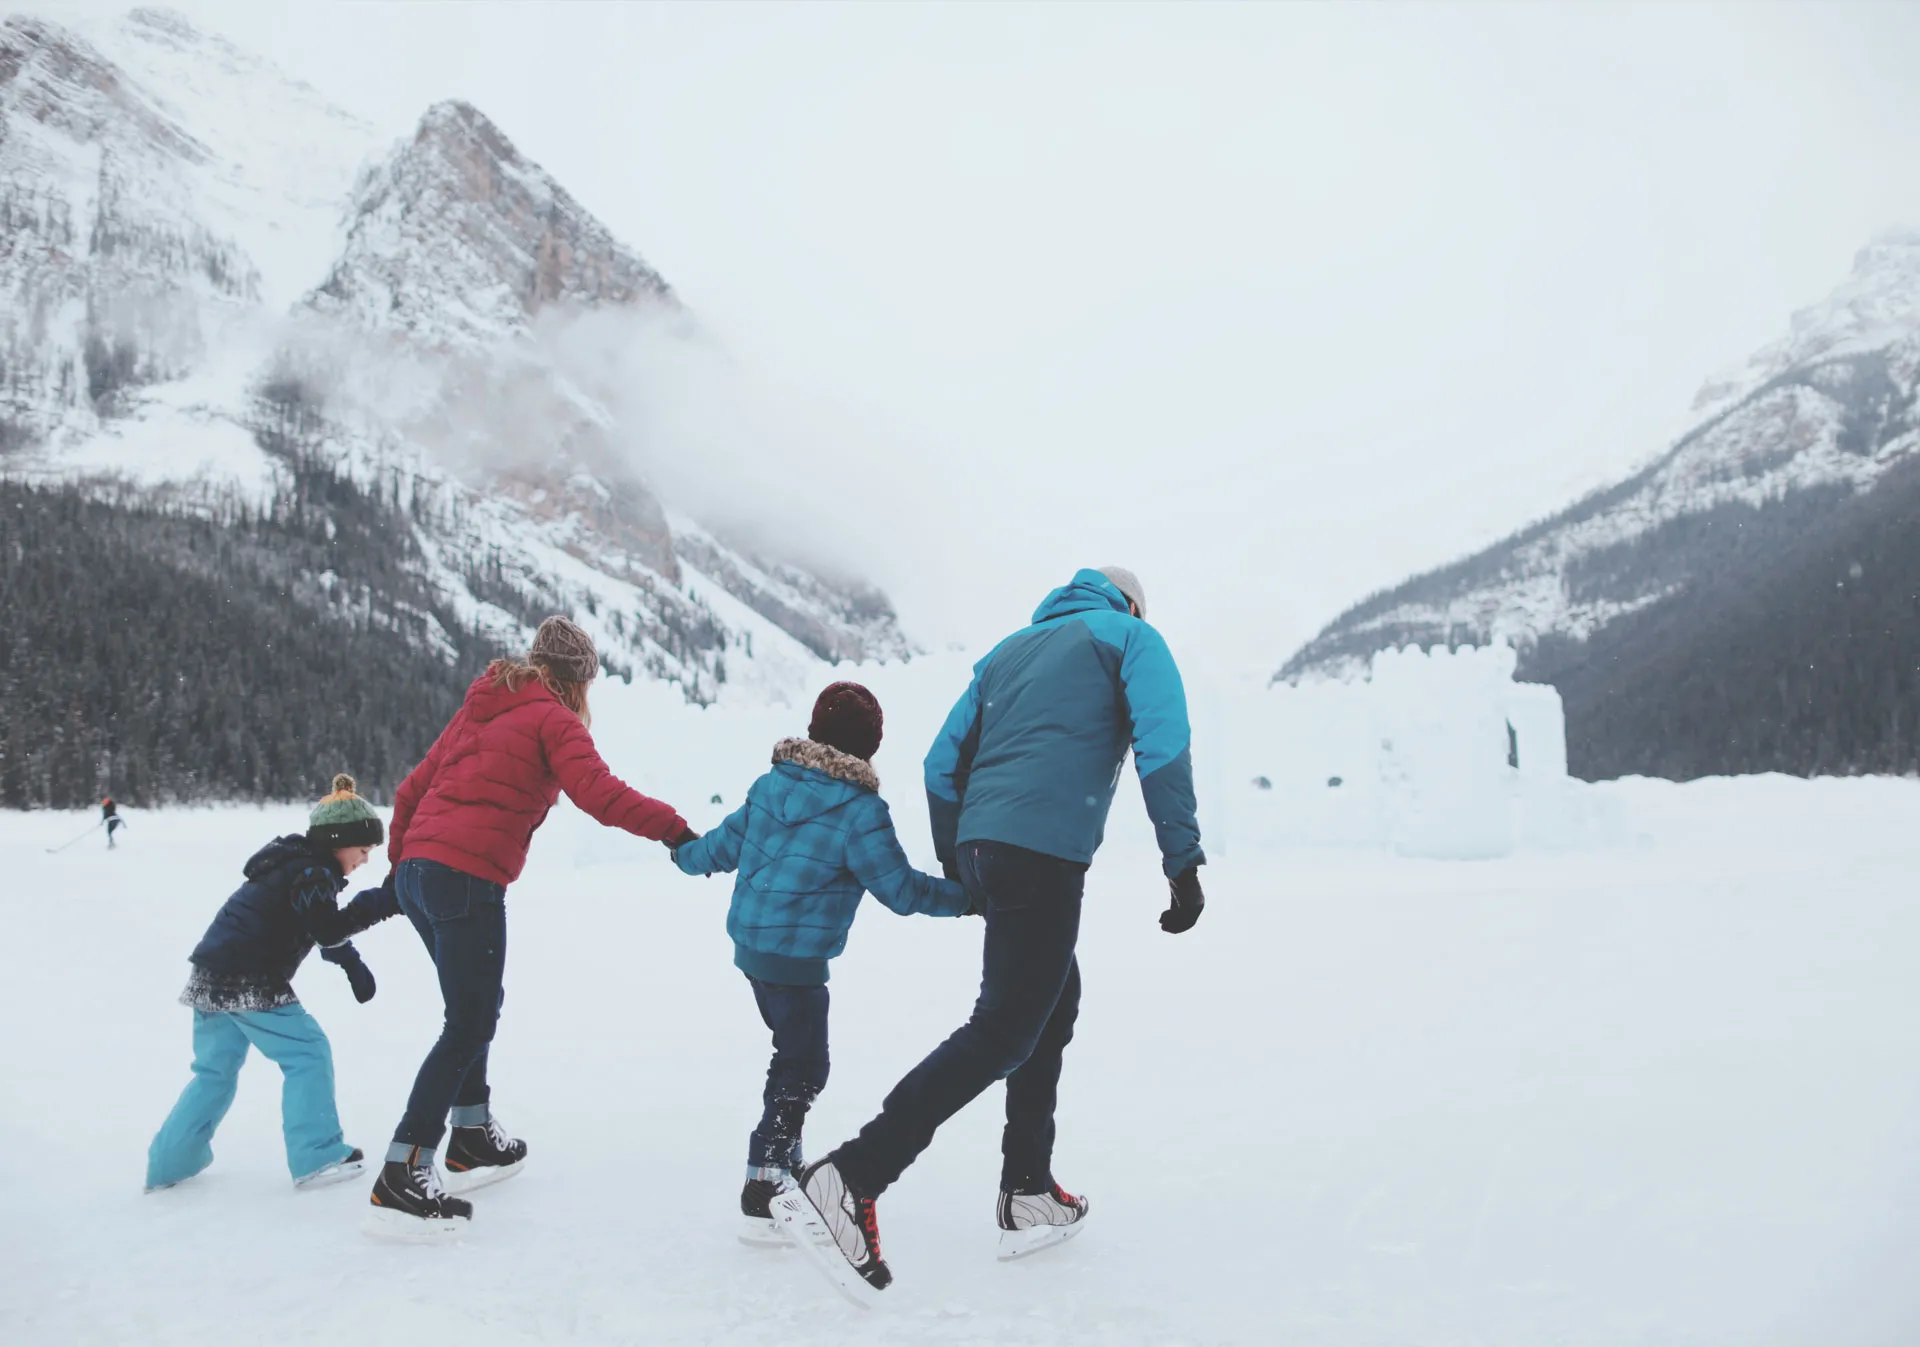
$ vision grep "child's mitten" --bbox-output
[321,942,378,1003]
[345,874,400,926]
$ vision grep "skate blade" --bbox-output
[769,1191,883,1309]
[294,1159,366,1191]
[738,1215,789,1248]
[442,1157,525,1195]
[361,1204,470,1244]
[997,1219,1087,1261]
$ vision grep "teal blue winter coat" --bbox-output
[926,569,1204,878]
[673,738,969,985]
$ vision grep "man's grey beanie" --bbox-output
[1099,566,1146,618]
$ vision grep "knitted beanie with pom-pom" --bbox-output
[307,773,385,850]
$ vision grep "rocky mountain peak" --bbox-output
[1690,225,1920,417]
[311,99,674,347]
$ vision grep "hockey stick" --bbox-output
[45,820,104,854]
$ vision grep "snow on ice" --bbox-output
[4,655,1920,1346]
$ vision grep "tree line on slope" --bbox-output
[1529,454,1920,780]
[0,477,492,809]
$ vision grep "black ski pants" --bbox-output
[833,839,1084,1196]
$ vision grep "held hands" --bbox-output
[940,859,982,917]
[1160,865,1205,935]
[350,872,400,923]
[320,942,377,1003]
[663,825,701,855]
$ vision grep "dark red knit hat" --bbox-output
[809,681,884,761]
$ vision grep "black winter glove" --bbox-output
[663,825,701,853]
[320,942,377,1003]
[1160,865,1205,934]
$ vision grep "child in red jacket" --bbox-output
[367,616,691,1236]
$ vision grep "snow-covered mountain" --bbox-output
[1280,230,1920,685]
[1278,232,1920,780]
[0,7,910,712]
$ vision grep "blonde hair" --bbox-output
[487,656,592,729]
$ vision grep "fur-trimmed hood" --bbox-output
[772,737,879,792]
[764,737,879,828]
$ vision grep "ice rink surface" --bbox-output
[5,672,1919,1346]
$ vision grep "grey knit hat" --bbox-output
[531,615,599,683]
[1098,566,1146,618]
[308,774,384,850]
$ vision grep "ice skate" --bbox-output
[364,1152,472,1241]
[294,1147,366,1191]
[442,1117,527,1194]
[996,1181,1089,1261]
[739,1175,793,1248]
[770,1158,890,1305]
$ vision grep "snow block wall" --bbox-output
[1213,644,1586,858]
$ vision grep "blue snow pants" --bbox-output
[146,1006,355,1188]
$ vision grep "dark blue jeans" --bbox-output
[834,840,1083,1196]
[391,858,507,1152]
[747,976,830,1172]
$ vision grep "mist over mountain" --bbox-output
[0,7,912,805]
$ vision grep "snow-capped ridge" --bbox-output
[1,8,912,712]
[1282,226,1920,688]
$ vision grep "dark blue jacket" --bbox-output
[189,835,397,988]
[926,569,1204,878]
[674,738,969,985]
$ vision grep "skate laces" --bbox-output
[483,1118,514,1151]
[414,1160,448,1200]
[858,1196,883,1259]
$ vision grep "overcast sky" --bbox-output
[54,0,1920,669]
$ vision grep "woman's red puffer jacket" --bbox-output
[389,673,687,887]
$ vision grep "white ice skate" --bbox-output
[770,1160,890,1308]
[996,1183,1089,1261]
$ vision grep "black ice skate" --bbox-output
[995,1181,1090,1260]
[294,1146,366,1191]
[443,1117,527,1194]
[739,1176,794,1248]
[365,1151,473,1240]
[769,1158,891,1305]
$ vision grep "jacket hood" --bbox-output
[1032,568,1133,626]
[463,671,558,724]
[766,737,878,826]
[243,834,337,883]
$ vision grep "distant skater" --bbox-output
[368,616,693,1237]
[146,775,396,1193]
[777,568,1207,1296]
[102,797,124,849]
